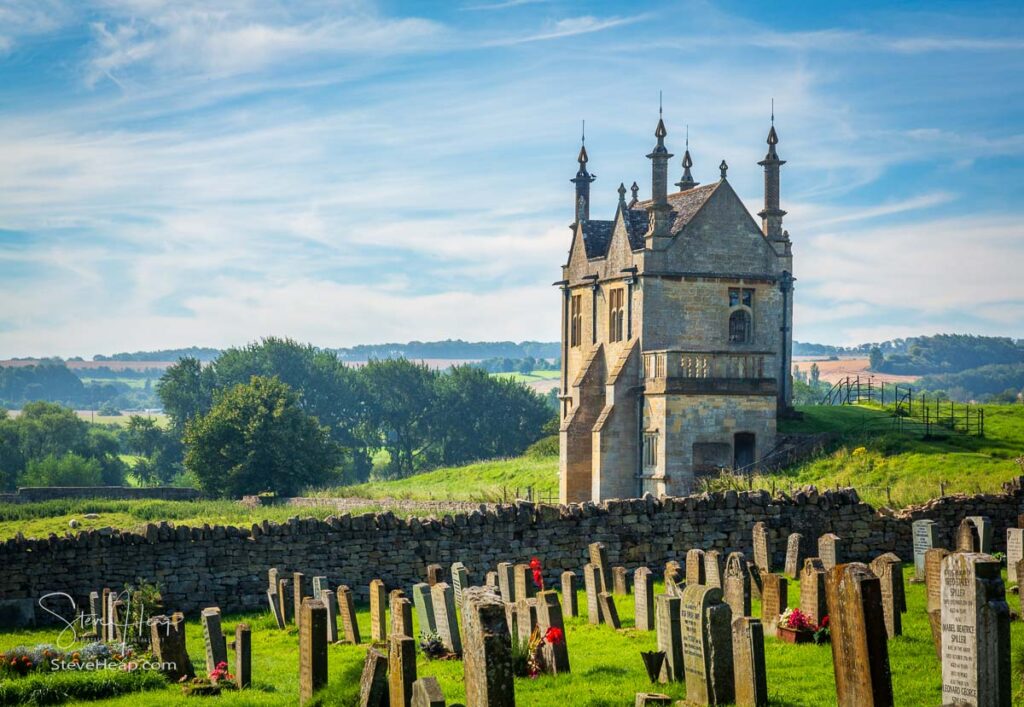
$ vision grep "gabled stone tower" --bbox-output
[556,114,794,503]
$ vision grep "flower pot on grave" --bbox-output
[777,626,815,644]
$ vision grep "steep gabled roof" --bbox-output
[623,209,648,250]
[580,220,614,259]
[629,181,721,235]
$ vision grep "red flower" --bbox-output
[544,627,564,645]
[529,557,541,571]
[821,615,829,628]
[532,568,543,589]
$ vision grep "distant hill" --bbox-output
[93,347,221,362]
[874,334,1024,376]
[334,340,561,361]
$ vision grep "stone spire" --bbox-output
[675,126,698,191]
[570,121,595,226]
[617,182,627,209]
[757,108,787,240]
[646,102,674,239]
[629,181,639,207]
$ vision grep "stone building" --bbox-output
[556,113,794,503]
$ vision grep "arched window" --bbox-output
[729,309,751,344]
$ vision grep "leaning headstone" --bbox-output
[825,563,893,707]
[799,558,828,626]
[338,585,361,645]
[613,566,630,595]
[704,550,723,589]
[599,592,621,629]
[869,555,902,638]
[201,607,228,674]
[233,623,251,689]
[432,583,462,656]
[451,562,469,606]
[426,563,444,586]
[369,579,387,642]
[926,547,951,659]
[312,576,328,599]
[967,515,993,554]
[561,570,578,618]
[321,589,339,643]
[299,598,328,706]
[759,573,787,639]
[514,563,537,600]
[536,589,570,674]
[388,634,417,707]
[584,563,603,624]
[818,533,842,570]
[358,647,389,707]
[784,533,803,579]
[267,587,286,629]
[462,587,514,707]
[912,519,939,582]
[496,562,516,603]
[412,582,438,636]
[680,584,734,706]
[634,567,655,631]
[589,541,612,593]
[411,677,446,707]
[277,578,292,625]
[665,560,683,597]
[732,616,768,707]
[723,552,751,619]
[149,612,195,680]
[941,552,1011,707]
[686,549,707,586]
[656,594,684,683]
[752,522,771,573]
[293,572,307,629]
[748,563,763,601]
[1007,528,1023,585]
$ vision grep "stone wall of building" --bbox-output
[3,479,1022,625]
[0,486,202,504]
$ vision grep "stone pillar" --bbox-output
[388,635,417,707]
[201,607,228,674]
[759,574,787,639]
[462,587,514,707]
[536,590,570,674]
[234,623,251,689]
[783,533,803,579]
[752,522,771,574]
[680,584,734,706]
[723,552,751,619]
[634,567,654,631]
[799,558,828,627]
[338,585,361,645]
[432,583,462,656]
[358,647,389,707]
[298,598,328,706]
[912,519,938,581]
[732,616,767,707]
[686,549,707,586]
[369,579,387,642]
[656,594,683,683]
[561,570,578,618]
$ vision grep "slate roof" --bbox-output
[580,220,613,259]
[630,181,721,235]
[624,209,648,250]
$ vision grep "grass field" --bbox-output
[492,370,561,383]
[0,566,1021,706]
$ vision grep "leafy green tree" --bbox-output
[20,453,103,486]
[361,359,437,477]
[183,376,340,497]
[157,357,216,434]
[809,363,820,386]
[15,402,89,460]
[869,347,885,371]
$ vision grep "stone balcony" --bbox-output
[642,349,778,395]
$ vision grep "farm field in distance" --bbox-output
[790,356,920,384]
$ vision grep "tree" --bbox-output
[361,359,437,477]
[157,357,216,434]
[869,347,885,371]
[809,363,820,386]
[183,376,339,497]
[21,453,103,486]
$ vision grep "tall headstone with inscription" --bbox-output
[369,579,387,642]
[799,558,828,627]
[451,562,469,606]
[338,586,361,645]
[723,552,751,619]
[1006,528,1023,585]
[613,566,631,595]
[704,551,723,589]
[635,567,655,631]
[925,547,951,659]
[561,570,578,618]
[656,594,683,683]
[818,534,842,571]
[686,549,707,586]
[432,583,462,656]
[967,516,993,554]
[514,563,537,600]
[299,598,328,706]
[584,563,603,625]
[358,647,389,707]
[496,562,515,604]
[732,616,768,707]
[941,553,1011,707]
[589,541,612,594]
[825,563,893,707]
[680,584,734,706]
[752,522,771,574]
[599,592,621,629]
[201,607,228,674]
[388,634,417,707]
[293,572,307,629]
[759,574,787,639]
[536,590,570,674]
[912,519,939,582]
[412,583,437,636]
[321,588,338,643]
[462,587,514,707]
[868,555,902,638]
[783,533,803,579]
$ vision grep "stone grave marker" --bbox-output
[635,694,672,707]
[201,607,228,674]
[311,576,328,599]
[321,589,338,643]
[748,562,763,601]
[101,588,111,642]
[868,555,902,638]
[369,579,387,642]
[613,566,630,595]
[388,634,417,707]
[686,548,707,586]
[277,578,292,625]
[514,597,538,644]
[941,552,1011,707]
[656,594,683,683]
[818,534,842,570]
[705,550,723,589]
[412,582,438,636]
[338,585,361,645]
[799,558,828,627]
[148,612,194,680]
[589,541,612,593]
[358,647,389,707]
[967,515,993,554]
[635,567,655,631]
[432,583,462,656]
[664,560,683,597]
[514,563,537,600]
[268,567,279,593]
[680,584,734,705]
[784,533,803,579]
[88,592,100,638]
[825,563,893,707]
[584,562,603,624]
[299,598,328,706]
[926,547,951,659]
[451,562,469,605]
[1007,528,1023,585]
[724,552,751,619]
[293,572,307,629]
[496,562,515,603]
[267,587,286,629]
[874,552,906,613]
[912,519,938,582]
[599,592,621,629]
[233,623,251,689]
[732,616,767,707]
[411,677,446,707]
[392,594,413,641]
[561,570,578,617]
[752,522,771,574]
[426,563,444,586]
[503,601,518,641]
[111,599,125,642]
[462,587,514,707]
[485,571,498,588]
[957,518,979,552]
[536,589,570,674]
[760,573,787,639]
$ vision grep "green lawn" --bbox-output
[492,370,561,384]
[1,567,1021,705]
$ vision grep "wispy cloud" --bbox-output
[485,14,648,46]
[464,0,550,11]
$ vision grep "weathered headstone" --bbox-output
[957,518,980,552]
[338,585,361,645]
[748,562,763,601]
[101,588,111,642]
[369,579,387,642]
[514,563,537,600]
[825,563,893,707]
[293,572,307,629]
[321,589,339,643]
[358,647,389,707]
[88,591,100,638]
[732,616,768,707]
[561,570,578,617]
[201,607,228,674]
[267,587,286,629]
[589,541,612,593]
[451,562,469,606]
[759,573,787,639]
[584,562,603,624]
[656,594,683,683]
[799,558,828,626]
[388,634,417,707]
[391,589,413,637]
[432,583,462,656]
[941,552,1011,707]
[665,560,683,597]
[536,589,570,674]
[496,562,516,603]
[277,578,291,625]
[783,533,803,579]
[705,550,723,589]
[818,533,842,570]
[869,555,902,638]
[912,519,939,582]
[686,548,707,586]
[613,566,630,595]
[514,597,538,643]
[967,515,993,554]
[635,567,655,631]
[485,571,498,588]
[411,677,446,707]
[234,623,251,689]
[426,563,444,586]
[268,567,279,593]
[311,576,328,599]
[599,592,621,629]
[926,547,951,659]
[148,612,194,680]
[1007,528,1023,585]
[299,598,328,706]
[723,552,751,619]
[412,582,438,636]
[752,522,771,574]
[462,587,514,707]
[680,584,734,705]
[635,694,672,706]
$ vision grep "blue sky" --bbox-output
[0,0,1022,357]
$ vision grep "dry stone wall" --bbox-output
[4,478,1023,623]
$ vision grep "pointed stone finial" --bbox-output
[629,181,640,206]
[719,160,728,179]
[617,182,627,204]
[675,127,698,191]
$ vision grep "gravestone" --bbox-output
[101,588,111,642]
[88,592,100,638]
[634,567,655,631]
[431,583,462,656]
[868,555,902,638]
[536,589,570,674]
[584,563,603,624]
[277,578,292,625]
[312,576,328,599]
[426,563,444,586]
[759,573,787,639]
[148,612,194,680]
[957,518,980,552]
[369,579,387,642]
[599,592,621,629]
[514,563,537,600]
[752,522,771,573]
[589,541,612,594]
[687,548,707,586]
[412,583,438,636]
[723,552,751,619]
[613,566,631,595]
[321,589,338,643]
[358,647,389,707]
[732,616,768,707]
[748,563,763,601]
[201,607,228,674]
[411,677,446,707]
[485,571,498,588]
[680,584,734,705]
[267,587,285,629]
[293,572,307,629]
[783,533,803,579]
[941,553,1011,707]
[496,562,516,603]
[338,586,361,645]
[299,598,328,706]
[561,570,578,618]
[388,634,417,707]
[967,516,993,554]
[665,560,683,597]
[451,562,469,606]
[233,623,251,689]
[462,587,514,707]
[391,594,413,642]
[705,551,723,589]
[656,594,683,683]
[912,519,939,582]
[926,547,952,659]
[1007,528,1023,585]
[818,534,842,570]
[825,563,893,707]
[515,597,538,643]
[800,558,828,626]
[874,552,906,613]
[268,568,279,593]
[635,695,672,707]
